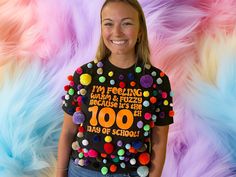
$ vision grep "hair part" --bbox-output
[95,0,151,65]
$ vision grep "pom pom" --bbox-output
[80,73,92,86]
[78,126,85,132]
[119,81,125,88]
[137,121,143,128]
[117,140,123,147]
[79,88,87,95]
[120,162,126,168]
[77,132,83,138]
[130,158,136,165]
[137,166,149,177]
[72,141,80,150]
[104,143,114,154]
[101,153,107,158]
[137,144,147,152]
[108,71,114,77]
[132,140,143,149]
[117,149,125,156]
[135,67,142,73]
[150,96,157,104]
[93,135,101,143]
[110,164,117,173]
[129,147,137,154]
[97,68,103,75]
[140,75,153,88]
[104,136,112,143]
[72,111,85,124]
[143,91,150,97]
[99,76,106,83]
[101,166,108,175]
[144,113,152,120]
[82,139,89,146]
[67,75,73,81]
[130,81,136,87]
[138,153,150,165]
[78,159,85,166]
[143,124,150,131]
[97,61,103,67]
[64,85,70,91]
[88,149,98,158]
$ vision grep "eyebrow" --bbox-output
[102,17,134,22]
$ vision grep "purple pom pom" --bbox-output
[72,111,85,124]
[140,75,153,88]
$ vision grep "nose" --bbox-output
[113,24,123,36]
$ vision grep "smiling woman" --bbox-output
[57,1,174,177]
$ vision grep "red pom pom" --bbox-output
[78,126,85,132]
[138,152,150,165]
[67,75,73,81]
[119,82,125,88]
[169,110,175,117]
[64,85,70,91]
[104,143,114,154]
[150,121,155,128]
[76,107,81,112]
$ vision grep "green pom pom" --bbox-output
[78,152,84,158]
[143,124,150,131]
[112,156,120,163]
[117,149,125,156]
[101,166,108,175]
[135,67,142,73]
[68,88,74,95]
[99,76,106,83]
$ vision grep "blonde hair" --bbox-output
[95,0,151,65]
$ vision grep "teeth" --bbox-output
[112,40,126,45]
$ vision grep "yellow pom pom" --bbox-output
[80,74,92,86]
[104,136,112,143]
[143,91,149,97]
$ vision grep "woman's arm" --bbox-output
[149,125,169,177]
[56,113,78,177]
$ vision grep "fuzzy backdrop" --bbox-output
[0,0,236,177]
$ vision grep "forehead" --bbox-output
[101,2,139,20]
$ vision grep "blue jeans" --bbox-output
[68,159,140,177]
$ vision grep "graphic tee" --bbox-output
[62,58,174,176]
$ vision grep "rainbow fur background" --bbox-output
[1,0,236,177]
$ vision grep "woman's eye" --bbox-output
[123,22,133,26]
[104,23,113,26]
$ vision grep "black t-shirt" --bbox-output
[62,58,174,176]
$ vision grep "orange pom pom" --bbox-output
[67,75,73,81]
[130,81,136,87]
[129,147,137,154]
[150,96,157,104]
[101,153,107,158]
[160,72,165,77]
[110,164,117,173]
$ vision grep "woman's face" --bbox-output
[101,2,140,58]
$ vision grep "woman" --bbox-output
[56,0,174,177]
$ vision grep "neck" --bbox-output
[109,54,136,69]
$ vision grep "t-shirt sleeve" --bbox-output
[154,73,174,126]
[61,70,80,116]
